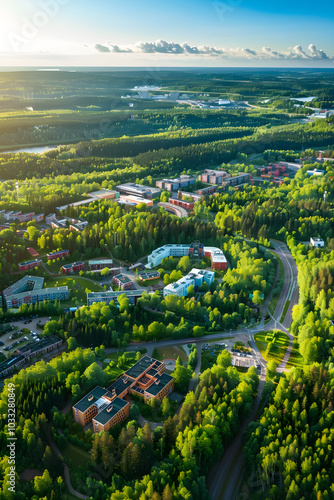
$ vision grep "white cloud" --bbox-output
[94,43,133,53]
[92,40,332,61]
[308,44,328,60]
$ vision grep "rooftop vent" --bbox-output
[88,395,94,402]
[107,405,113,413]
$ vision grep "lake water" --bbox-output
[1,145,58,154]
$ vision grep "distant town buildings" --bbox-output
[56,189,119,211]
[116,183,161,199]
[2,211,44,223]
[156,175,197,192]
[310,237,325,248]
[46,214,88,232]
[168,198,195,211]
[118,195,154,207]
[73,355,173,432]
[201,169,231,185]
[2,276,69,309]
[158,202,188,218]
[163,268,215,298]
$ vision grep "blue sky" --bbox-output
[0,0,333,66]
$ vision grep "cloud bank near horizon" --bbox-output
[93,40,332,61]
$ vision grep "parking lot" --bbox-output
[0,316,50,357]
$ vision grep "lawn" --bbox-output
[152,345,188,363]
[254,330,290,364]
[44,276,104,307]
[285,340,304,369]
[62,443,90,468]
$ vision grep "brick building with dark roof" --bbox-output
[72,355,174,432]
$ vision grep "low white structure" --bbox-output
[163,268,215,298]
[310,237,324,248]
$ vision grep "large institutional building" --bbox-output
[163,268,215,298]
[156,175,197,192]
[2,276,69,309]
[146,243,227,271]
[73,355,174,432]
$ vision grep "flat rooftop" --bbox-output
[107,375,134,395]
[5,286,68,302]
[88,259,113,266]
[114,274,132,284]
[87,290,143,300]
[125,355,161,379]
[145,373,173,396]
[3,276,44,298]
[93,397,128,425]
[62,261,84,269]
[73,386,108,413]
[117,183,161,194]
[139,271,160,280]
[19,259,42,266]
[87,189,117,198]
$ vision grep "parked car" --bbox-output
[0,341,4,346]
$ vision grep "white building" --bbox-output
[146,244,191,268]
[310,237,324,248]
[163,268,215,298]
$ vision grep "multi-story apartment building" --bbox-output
[18,259,43,272]
[163,268,215,298]
[2,276,69,309]
[47,249,70,260]
[62,262,85,274]
[88,259,114,271]
[156,175,197,192]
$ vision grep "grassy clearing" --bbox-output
[153,345,188,363]
[254,330,289,364]
[44,276,103,307]
[286,340,304,369]
[62,443,90,468]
